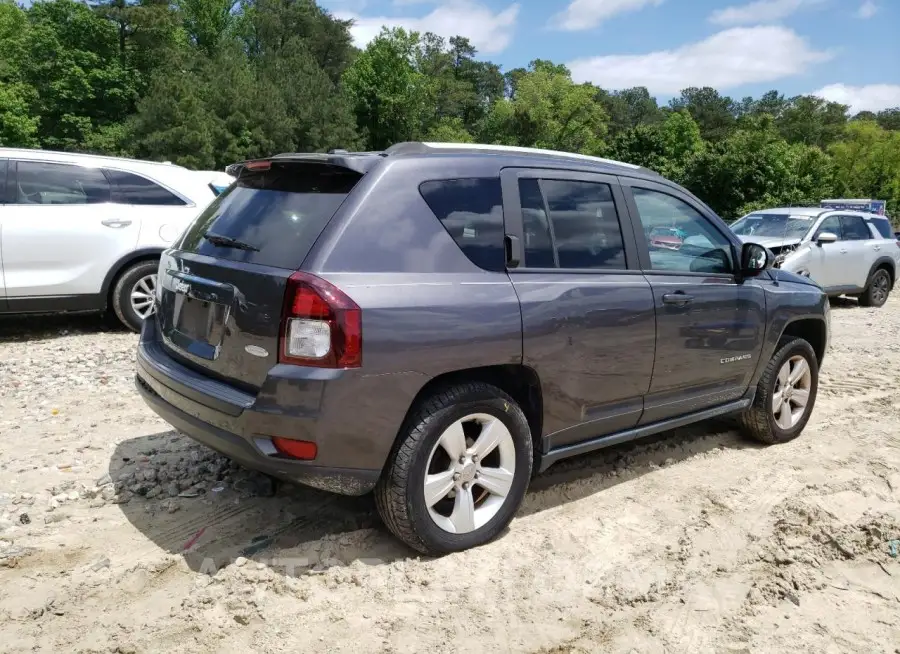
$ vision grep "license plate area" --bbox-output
[165,273,235,360]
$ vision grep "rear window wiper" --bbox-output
[203,232,259,252]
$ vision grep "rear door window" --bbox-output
[105,169,187,206]
[419,178,505,272]
[515,177,627,270]
[14,161,110,205]
[839,215,871,240]
[178,162,362,270]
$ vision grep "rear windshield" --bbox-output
[178,162,361,269]
[868,217,893,239]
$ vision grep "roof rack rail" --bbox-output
[382,141,641,169]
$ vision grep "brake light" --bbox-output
[245,159,271,171]
[279,272,361,368]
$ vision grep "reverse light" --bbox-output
[279,272,362,368]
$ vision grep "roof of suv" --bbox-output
[0,147,185,170]
[231,141,663,180]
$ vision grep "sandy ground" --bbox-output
[1,297,899,654]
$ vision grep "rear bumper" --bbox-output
[135,320,382,496]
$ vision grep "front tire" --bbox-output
[740,337,818,445]
[858,268,891,308]
[375,382,533,555]
[111,260,159,332]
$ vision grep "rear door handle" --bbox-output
[101,218,132,228]
[873,245,881,251]
[662,292,694,305]
[839,249,848,254]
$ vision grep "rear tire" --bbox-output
[375,382,533,555]
[111,260,159,332]
[739,337,818,445]
[858,268,891,308]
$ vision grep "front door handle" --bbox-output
[839,248,848,254]
[662,292,694,305]
[101,218,132,228]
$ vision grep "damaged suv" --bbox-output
[135,143,830,554]
[731,207,899,307]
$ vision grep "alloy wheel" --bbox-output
[772,355,812,430]
[423,413,517,534]
[130,274,158,320]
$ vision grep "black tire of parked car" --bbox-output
[111,260,159,333]
[857,267,891,308]
[375,382,533,555]
[739,337,819,445]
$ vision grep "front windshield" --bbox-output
[730,213,815,239]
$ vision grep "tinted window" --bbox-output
[541,180,626,269]
[869,217,893,239]
[0,160,6,203]
[840,215,871,240]
[178,162,361,270]
[632,187,733,274]
[814,215,842,240]
[15,161,110,205]
[105,169,186,206]
[518,179,555,268]
[419,178,505,272]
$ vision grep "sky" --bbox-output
[319,0,900,113]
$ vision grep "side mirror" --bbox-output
[816,231,838,244]
[740,242,773,276]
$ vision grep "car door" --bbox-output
[501,168,656,450]
[619,179,767,424]
[2,160,141,301]
[807,215,844,290]
[838,214,879,288]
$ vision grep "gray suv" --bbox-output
[135,142,830,554]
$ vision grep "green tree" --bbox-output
[479,60,608,155]
[829,120,900,216]
[343,27,427,150]
[669,87,737,142]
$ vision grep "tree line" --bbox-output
[1,0,899,219]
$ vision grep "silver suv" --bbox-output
[730,207,900,307]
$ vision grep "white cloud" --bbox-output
[552,0,664,32]
[812,84,900,113]
[567,26,832,94]
[709,0,823,26]
[856,1,878,18]
[336,1,519,54]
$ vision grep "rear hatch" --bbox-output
[154,158,365,390]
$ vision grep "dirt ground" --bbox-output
[1,296,899,654]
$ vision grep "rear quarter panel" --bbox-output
[302,156,523,469]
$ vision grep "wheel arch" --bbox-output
[101,248,165,308]
[867,256,896,290]
[779,317,827,367]
[385,364,544,474]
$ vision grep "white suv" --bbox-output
[0,149,231,331]
[731,207,900,307]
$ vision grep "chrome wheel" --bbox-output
[772,355,812,430]
[130,274,157,320]
[424,413,516,535]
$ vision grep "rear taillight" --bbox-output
[279,272,361,368]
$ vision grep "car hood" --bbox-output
[737,235,803,249]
